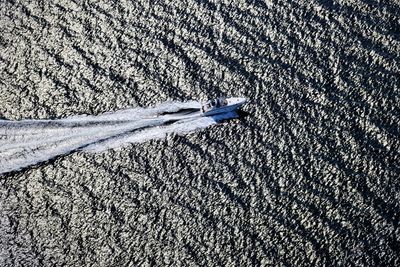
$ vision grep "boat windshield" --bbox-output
[216,98,227,107]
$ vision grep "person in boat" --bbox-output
[201,97,227,113]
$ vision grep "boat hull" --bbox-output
[201,97,247,116]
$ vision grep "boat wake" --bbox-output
[0,101,238,175]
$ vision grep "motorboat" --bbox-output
[201,97,247,116]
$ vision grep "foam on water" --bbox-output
[0,101,236,175]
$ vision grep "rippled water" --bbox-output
[0,0,399,266]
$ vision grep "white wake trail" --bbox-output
[0,101,237,175]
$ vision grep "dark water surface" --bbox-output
[0,0,399,266]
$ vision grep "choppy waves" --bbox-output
[0,0,398,266]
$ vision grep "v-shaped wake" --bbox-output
[0,101,238,175]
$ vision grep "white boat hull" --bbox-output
[201,97,247,116]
